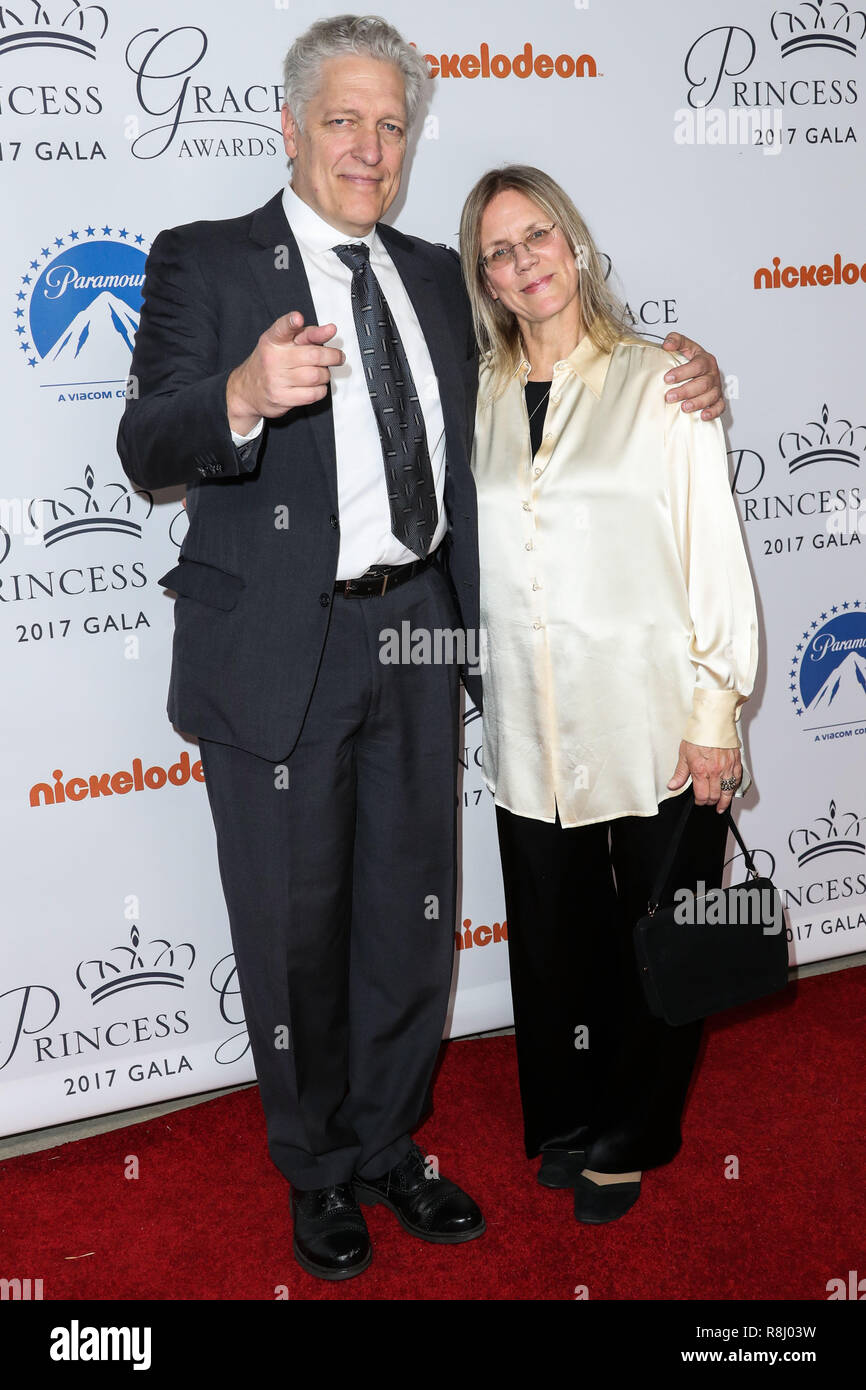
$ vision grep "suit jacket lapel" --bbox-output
[245,192,339,513]
[243,196,468,522]
[377,224,468,472]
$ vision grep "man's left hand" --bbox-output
[661,332,724,421]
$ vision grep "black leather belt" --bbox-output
[334,552,438,598]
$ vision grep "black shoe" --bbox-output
[573,1172,642,1225]
[537,1148,587,1189]
[353,1144,485,1244]
[290,1182,372,1281]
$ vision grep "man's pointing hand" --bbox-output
[226,311,344,435]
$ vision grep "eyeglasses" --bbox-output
[479,223,557,272]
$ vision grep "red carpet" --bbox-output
[2,967,864,1301]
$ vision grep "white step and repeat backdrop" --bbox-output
[1,0,864,1135]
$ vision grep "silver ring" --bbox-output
[720,776,740,792]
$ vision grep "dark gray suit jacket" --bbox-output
[117,190,481,760]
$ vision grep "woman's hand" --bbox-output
[667,740,743,814]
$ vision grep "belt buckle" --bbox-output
[379,572,389,596]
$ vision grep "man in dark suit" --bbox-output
[118,14,723,1282]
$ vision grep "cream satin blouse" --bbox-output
[471,336,759,829]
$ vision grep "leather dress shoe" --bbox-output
[537,1148,587,1189]
[573,1172,642,1224]
[353,1144,485,1243]
[290,1182,372,1280]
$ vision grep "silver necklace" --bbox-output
[525,383,552,424]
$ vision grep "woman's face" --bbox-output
[479,188,580,335]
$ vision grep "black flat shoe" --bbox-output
[573,1172,642,1225]
[353,1144,485,1244]
[290,1182,372,1280]
[537,1149,587,1189]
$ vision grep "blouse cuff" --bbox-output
[683,689,743,749]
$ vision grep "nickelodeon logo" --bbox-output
[754,254,866,289]
[415,42,598,81]
[456,917,508,950]
[30,751,204,807]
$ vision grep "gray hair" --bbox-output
[459,165,634,399]
[282,14,429,135]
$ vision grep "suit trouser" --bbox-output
[197,563,461,1189]
[495,789,729,1172]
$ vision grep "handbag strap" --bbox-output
[647,797,761,915]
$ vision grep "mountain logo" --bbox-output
[789,602,866,732]
[13,224,149,398]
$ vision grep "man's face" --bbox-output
[282,54,408,236]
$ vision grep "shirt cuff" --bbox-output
[683,688,743,749]
[230,418,263,446]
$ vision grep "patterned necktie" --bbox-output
[333,242,438,559]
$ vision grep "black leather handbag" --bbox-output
[633,797,790,1026]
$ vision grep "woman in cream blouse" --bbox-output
[459,166,759,1224]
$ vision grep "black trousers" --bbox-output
[198,563,460,1189]
[495,789,730,1172]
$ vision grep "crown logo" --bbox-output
[28,465,153,547]
[771,1,866,57]
[778,405,865,473]
[0,2,108,59]
[788,799,865,865]
[76,924,195,1004]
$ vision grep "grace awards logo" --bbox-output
[0,1,108,60]
[13,222,148,401]
[124,25,282,161]
[788,601,866,737]
[681,0,863,153]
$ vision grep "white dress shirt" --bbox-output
[231,183,447,579]
[472,336,759,829]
